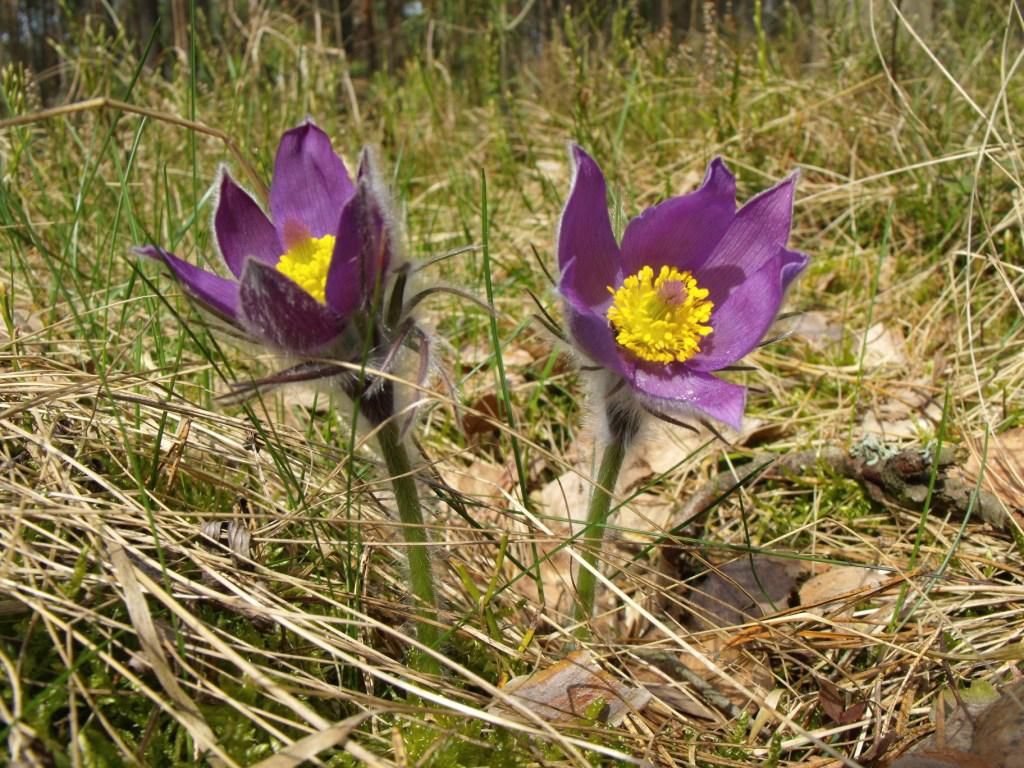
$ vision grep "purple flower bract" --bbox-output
[558,146,808,431]
[139,121,391,356]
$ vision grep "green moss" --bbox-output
[398,718,530,768]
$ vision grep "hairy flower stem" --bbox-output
[376,420,442,675]
[573,437,628,638]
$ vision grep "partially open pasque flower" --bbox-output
[557,146,808,438]
[139,121,420,423]
[140,122,448,661]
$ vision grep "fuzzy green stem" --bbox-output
[573,438,628,638]
[377,421,441,675]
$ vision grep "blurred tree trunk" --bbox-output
[0,0,23,68]
[384,0,402,71]
[171,0,188,51]
[354,0,377,71]
[0,0,64,101]
[332,0,347,50]
[115,0,161,61]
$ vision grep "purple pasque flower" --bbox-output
[138,120,393,359]
[558,146,808,433]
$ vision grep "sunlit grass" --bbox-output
[1,2,1022,765]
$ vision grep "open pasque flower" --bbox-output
[139,121,415,422]
[558,146,809,434]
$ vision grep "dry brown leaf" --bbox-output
[972,680,1024,768]
[790,310,844,352]
[526,418,792,627]
[649,556,809,709]
[861,382,943,439]
[564,418,718,474]
[919,679,1001,754]
[0,283,46,341]
[684,556,807,631]
[960,427,1024,512]
[561,428,597,467]
[798,565,891,616]
[902,679,1024,767]
[501,346,539,368]
[817,678,868,726]
[613,494,675,545]
[663,634,774,709]
[625,420,707,482]
[522,456,682,621]
[497,649,651,725]
[524,469,589,617]
[538,468,591,528]
[891,750,993,768]
[860,322,908,368]
[627,671,722,721]
[442,459,514,503]
[458,342,537,370]
[463,392,506,442]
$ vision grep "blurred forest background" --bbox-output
[3,0,950,106]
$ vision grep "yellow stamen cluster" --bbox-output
[606,265,714,363]
[275,234,337,304]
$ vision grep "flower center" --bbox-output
[275,234,336,304]
[606,265,714,364]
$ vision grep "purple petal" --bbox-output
[238,259,346,353]
[780,247,809,291]
[325,179,388,318]
[214,172,281,278]
[565,304,627,376]
[137,245,239,320]
[619,157,736,276]
[687,250,787,371]
[695,171,798,303]
[270,121,355,241]
[559,255,613,318]
[557,145,622,307]
[632,366,747,431]
[354,150,392,278]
